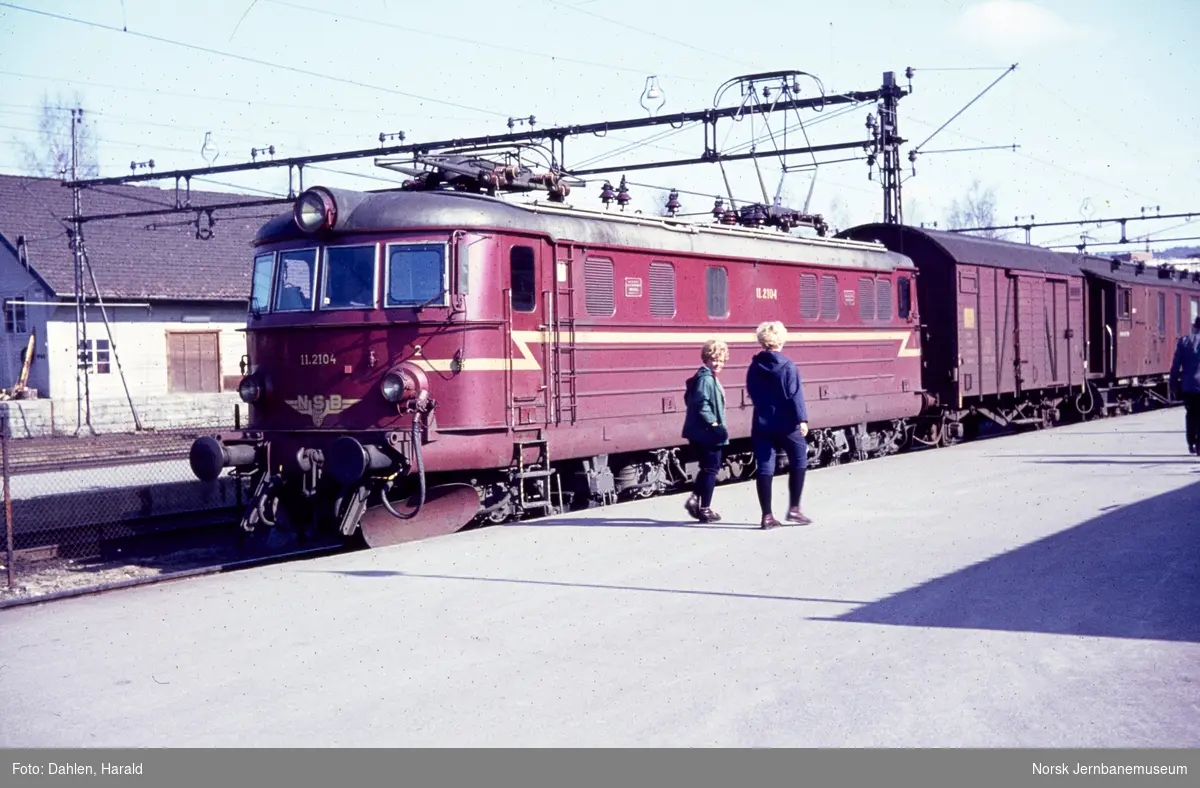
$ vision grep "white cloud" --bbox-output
[953,1,1094,55]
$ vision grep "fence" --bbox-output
[0,405,339,604]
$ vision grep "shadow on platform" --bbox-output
[513,516,759,531]
[309,568,869,606]
[825,480,1200,643]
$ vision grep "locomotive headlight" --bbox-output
[380,372,405,403]
[238,375,263,403]
[293,188,336,233]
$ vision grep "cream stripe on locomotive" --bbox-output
[409,329,920,372]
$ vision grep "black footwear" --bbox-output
[698,507,722,523]
[684,495,701,520]
[760,514,781,530]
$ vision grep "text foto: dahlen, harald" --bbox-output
[13,762,144,776]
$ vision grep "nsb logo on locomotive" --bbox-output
[285,393,361,427]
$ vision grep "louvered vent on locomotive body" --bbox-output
[584,258,616,317]
[648,261,676,318]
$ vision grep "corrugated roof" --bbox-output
[0,174,276,301]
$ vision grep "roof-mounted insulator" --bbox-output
[599,181,615,208]
[616,176,631,211]
[665,189,681,217]
[712,197,725,220]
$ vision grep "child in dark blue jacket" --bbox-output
[745,321,813,529]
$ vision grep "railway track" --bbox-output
[1,427,226,475]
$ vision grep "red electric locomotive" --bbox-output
[189,159,925,547]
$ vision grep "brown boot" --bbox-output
[785,507,813,525]
[760,514,781,530]
[699,507,722,523]
[684,494,701,520]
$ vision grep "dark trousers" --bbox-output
[1185,393,1200,451]
[690,443,723,508]
[752,429,807,515]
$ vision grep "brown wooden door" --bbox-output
[167,331,221,393]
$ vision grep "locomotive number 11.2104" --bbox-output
[299,353,337,366]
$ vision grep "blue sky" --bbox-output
[0,0,1196,251]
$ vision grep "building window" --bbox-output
[78,338,111,374]
[648,261,676,318]
[706,266,727,318]
[584,258,615,317]
[510,246,536,313]
[4,299,27,333]
[166,331,220,393]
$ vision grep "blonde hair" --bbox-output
[756,320,788,350]
[701,339,729,364]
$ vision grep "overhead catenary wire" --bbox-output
[0,2,512,119]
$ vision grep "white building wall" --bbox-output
[0,244,52,397]
[42,303,249,433]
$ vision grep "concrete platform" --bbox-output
[1,409,1198,747]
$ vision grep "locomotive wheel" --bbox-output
[358,483,481,549]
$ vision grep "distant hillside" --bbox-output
[1157,246,1200,259]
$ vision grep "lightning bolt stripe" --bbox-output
[409,328,919,372]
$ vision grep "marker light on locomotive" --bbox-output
[293,187,336,233]
[237,372,268,403]
[380,372,406,403]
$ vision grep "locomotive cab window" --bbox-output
[273,248,317,312]
[322,245,377,309]
[250,252,275,315]
[510,246,536,313]
[897,276,912,319]
[386,243,446,308]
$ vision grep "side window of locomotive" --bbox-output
[1117,288,1131,318]
[510,246,536,313]
[386,243,446,308]
[799,274,819,320]
[250,253,275,315]
[273,248,317,312]
[323,245,377,309]
[1176,293,1183,336]
[1157,292,1166,337]
[706,266,727,319]
[897,276,912,319]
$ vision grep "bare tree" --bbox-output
[825,195,851,233]
[945,179,1003,238]
[14,90,100,178]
